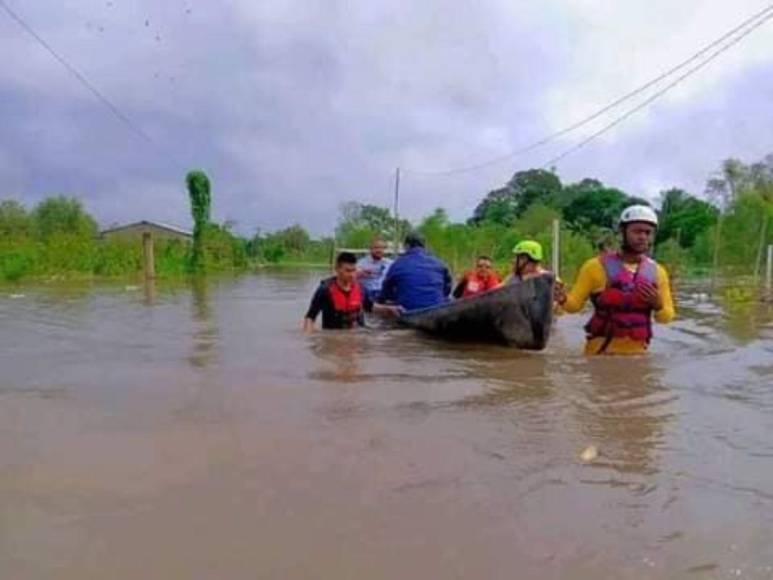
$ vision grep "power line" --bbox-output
[543,7,773,167]
[402,2,773,177]
[0,0,155,145]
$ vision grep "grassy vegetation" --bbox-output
[0,197,248,282]
[3,155,772,285]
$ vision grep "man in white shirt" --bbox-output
[356,236,393,302]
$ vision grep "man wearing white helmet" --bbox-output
[555,204,675,355]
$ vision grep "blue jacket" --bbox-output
[380,247,452,311]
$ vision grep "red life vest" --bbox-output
[585,252,658,345]
[461,271,500,298]
[326,279,363,327]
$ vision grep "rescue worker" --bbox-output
[453,255,501,299]
[304,252,367,331]
[356,236,393,302]
[554,205,675,355]
[380,231,452,311]
[507,240,549,283]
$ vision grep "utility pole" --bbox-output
[393,167,401,255]
[552,219,560,279]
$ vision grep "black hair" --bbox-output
[404,231,425,248]
[336,251,358,266]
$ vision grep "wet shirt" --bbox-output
[356,254,393,296]
[305,277,369,329]
[505,267,552,284]
[562,256,675,355]
[380,248,453,311]
[452,271,501,299]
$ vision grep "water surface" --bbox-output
[1,272,772,579]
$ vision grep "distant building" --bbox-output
[100,220,192,243]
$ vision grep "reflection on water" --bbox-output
[186,275,220,370]
[143,277,156,306]
[1,272,772,579]
[306,332,368,383]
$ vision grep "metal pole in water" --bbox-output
[142,231,155,280]
[552,219,560,279]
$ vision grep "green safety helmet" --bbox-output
[512,240,543,261]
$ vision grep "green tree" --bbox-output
[655,238,689,278]
[0,201,38,280]
[559,178,603,211]
[562,184,631,231]
[0,200,33,239]
[200,223,248,270]
[657,188,718,247]
[32,196,97,240]
[513,203,560,238]
[471,169,563,225]
[705,158,751,210]
[719,192,771,268]
[470,186,518,226]
[336,201,409,247]
[420,208,450,230]
[274,224,311,255]
[186,170,212,272]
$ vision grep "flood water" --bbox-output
[1,271,772,579]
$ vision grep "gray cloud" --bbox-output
[1,0,771,235]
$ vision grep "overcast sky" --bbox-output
[1,0,772,235]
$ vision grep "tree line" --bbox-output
[2,154,772,282]
[322,154,772,281]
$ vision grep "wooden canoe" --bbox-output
[398,274,555,349]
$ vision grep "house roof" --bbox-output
[100,220,193,238]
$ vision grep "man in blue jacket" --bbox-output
[380,231,452,311]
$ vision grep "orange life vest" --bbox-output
[326,279,363,328]
[460,271,500,298]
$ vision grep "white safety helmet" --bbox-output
[619,204,658,228]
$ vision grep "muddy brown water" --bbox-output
[1,271,772,579]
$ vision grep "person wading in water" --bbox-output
[554,205,675,355]
[304,252,365,332]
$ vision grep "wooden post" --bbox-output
[552,219,560,279]
[143,231,155,279]
[766,244,772,296]
[143,277,157,305]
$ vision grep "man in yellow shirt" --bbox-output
[555,205,675,355]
